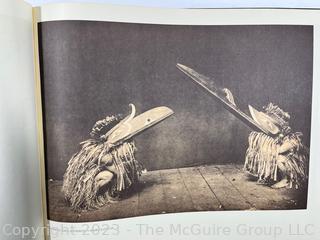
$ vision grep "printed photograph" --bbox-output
[38,22,313,222]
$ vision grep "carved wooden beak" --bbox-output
[105,104,174,146]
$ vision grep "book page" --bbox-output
[0,0,44,240]
[35,3,320,240]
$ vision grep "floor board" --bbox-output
[178,167,221,211]
[137,171,167,216]
[47,164,307,222]
[159,168,194,213]
[198,165,252,210]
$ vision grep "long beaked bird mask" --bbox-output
[176,63,281,136]
[103,104,174,147]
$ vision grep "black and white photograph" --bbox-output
[38,21,313,222]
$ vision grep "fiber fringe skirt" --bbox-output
[244,132,308,188]
[62,139,141,211]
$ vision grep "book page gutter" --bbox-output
[0,0,44,240]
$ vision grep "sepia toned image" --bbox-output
[38,22,313,222]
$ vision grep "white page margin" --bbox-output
[36,4,320,240]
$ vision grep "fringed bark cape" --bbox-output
[62,115,142,211]
[244,103,309,188]
[244,132,308,188]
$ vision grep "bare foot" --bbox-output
[271,178,289,189]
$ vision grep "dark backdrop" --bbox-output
[38,22,313,180]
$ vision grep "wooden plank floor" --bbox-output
[48,164,307,222]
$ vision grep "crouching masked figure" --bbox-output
[244,103,309,189]
[176,63,309,190]
[62,104,173,211]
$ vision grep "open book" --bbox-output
[1,0,320,239]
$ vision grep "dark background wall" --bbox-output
[38,22,313,180]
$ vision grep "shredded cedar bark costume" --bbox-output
[244,103,309,189]
[62,115,143,211]
[175,64,309,190]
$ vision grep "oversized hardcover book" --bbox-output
[1,1,319,239]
